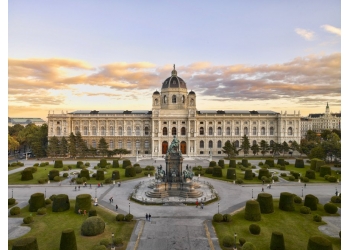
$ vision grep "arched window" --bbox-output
[181,127,186,135]
[127,127,131,136]
[101,126,105,136]
[145,127,149,135]
[136,140,140,149]
[209,140,213,148]
[109,140,114,149]
[217,140,222,148]
[172,95,176,103]
[118,127,123,136]
[163,127,168,135]
[288,127,293,135]
[84,126,88,136]
[226,127,231,135]
[200,127,204,135]
[145,141,149,148]
[270,127,274,135]
[261,127,265,135]
[56,127,61,136]
[172,127,177,135]
[235,127,239,135]
[118,141,122,148]
[253,140,257,145]
[75,126,79,135]
[253,127,257,135]
[155,99,158,105]
[182,95,185,103]
[217,127,222,135]
[92,126,97,136]
[244,127,248,135]
[92,140,96,148]
[200,140,204,148]
[209,127,213,135]
[127,141,131,149]
[164,95,167,104]
[234,140,239,147]
[136,126,140,136]
[109,126,114,136]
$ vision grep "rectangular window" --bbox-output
[218,151,221,154]
[200,151,204,154]
[200,122,204,124]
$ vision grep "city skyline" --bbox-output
[7,1,341,120]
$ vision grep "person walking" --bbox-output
[149,214,151,221]
[201,203,204,209]
[262,187,264,192]
[196,200,199,208]
[115,204,118,210]
[109,197,112,203]
[111,197,113,203]
[304,183,306,188]
[146,213,148,221]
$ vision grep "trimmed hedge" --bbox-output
[218,159,225,168]
[300,206,311,214]
[258,169,270,180]
[81,217,105,236]
[112,160,120,168]
[116,214,125,221]
[125,166,136,177]
[257,193,274,214]
[112,170,120,180]
[12,237,39,250]
[265,159,274,168]
[270,231,285,250]
[80,169,90,180]
[313,214,322,222]
[277,158,285,166]
[331,196,341,203]
[9,198,16,205]
[54,160,63,168]
[23,216,34,224]
[74,194,91,214]
[209,161,217,167]
[21,169,33,181]
[279,192,295,211]
[226,168,236,180]
[244,169,253,180]
[295,158,305,168]
[229,159,236,168]
[37,207,47,215]
[223,214,233,222]
[134,166,143,174]
[99,159,107,168]
[320,165,332,177]
[96,170,105,180]
[125,214,134,222]
[52,194,70,212]
[294,196,303,204]
[60,228,77,250]
[307,236,333,250]
[10,206,21,215]
[242,159,248,167]
[249,224,261,235]
[212,166,223,177]
[324,203,338,214]
[310,159,325,172]
[89,209,97,217]
[222,235,234,247]
[213,213,223,222]
[76,161,84,168]
[29,193,45,212]
[122,159,132,169]
[304,194,318,211]
[242,242,257,250]
[205,167,214,174]
[244,200,261,221]
[49,169,60,180]
[305,170,316,179]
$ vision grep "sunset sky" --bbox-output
[7,1,342,121]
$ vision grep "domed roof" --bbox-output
[153,90,160,95]
[161,64,187,90]
[189,90,195,95]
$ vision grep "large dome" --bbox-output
[161,65,187,90]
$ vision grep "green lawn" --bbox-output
[8,164,153,185]
[213,200,341,250]
[8,200,136,250]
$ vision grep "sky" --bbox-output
[6,1,343,120]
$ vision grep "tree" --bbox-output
[47,136,60,157]
[8,124,25,137]
[251,144,260,155]
[8,134,19,151]
[281,141,289,156]
[88,146,97,158]
[98,137,109,157]
[75,132,88,157]
[68,133,77,158]
[309,145,326,160]
[222,140,239,158]
[259,140,269,156]
[60,136,69,157]
[305,130,320,143]
[17,123,48,157]
[290,140,300,155]
[240,135,251,155]
[270,142,282,156]
[114,148,131,158]
[321,132,341,162]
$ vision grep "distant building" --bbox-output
[8,117,46,127]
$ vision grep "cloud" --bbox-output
[321,24,341,36]
[295,28,314,40]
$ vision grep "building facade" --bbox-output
[47,67,302,157]
[8,117,46,127]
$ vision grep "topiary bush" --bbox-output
[226,168,236,180]
[236,178,244,184]
[205,167,214,174]
[270,231,285,250]
[60,228,77,250]
[23,216,34,224]
[304,194,318,211]
[125,166,136,177]
[305,170,316,179]
[52,194,70,212]
[331,196,341,203]
[54,160,63,168]
[134,166,143,174]
[277,158,285,166]
[212,166,223,177]
[265,159,274,168]
[80,169,90,180]
[213,213,223,222]
[209,161,217,167]
[10,206,21,215]
[122,159,132,169]
[288,176,295,181]
[239,238,246,246]
[244,169,253,180]
[99,159,107,168]
[295,158,304,168]
[12,237,39,250]
[257,193,274,214]
[320,165,332,177]
[112,160,120,168]
[54,176,61,182]
[96,169,105,180]
[37,207,47,215]
[315,159,325,172]
[49,169,60,180]
[244,200,261,221]
[223,214,233,222]
[29,193,45,212]
[307,236,333,250]
[294,196,302,204]
[116,214,125,221]
[89,209,97,217]
[249,224,261,235]
[242,159,248,167]
[279,192,295,211]
[242,242,257,250]
[229,159,236,168]
[327,176,337,182]
[74,194,91,214]
[222,235,234,247]
[324,203,338,214]
[300,206,311,214]
[112,170,120,180]
[125,213,134,222]
[258,169,270,180]
[92,245,107,250]
[218,159,225,168]
[21,169,33,181]
[313,214,322,222]
[81,217,105,236]
[99,239,109,248]
[8,198,16,205]
[76,161,84,168]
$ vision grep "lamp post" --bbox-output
[111,233,114,247]
[12,189,13,198]
[129,202,130,214]
[218,202,220,214]
[302,187,303,197]
[95,188,97,199]
[252,189,254,199]
[234,232,237,249]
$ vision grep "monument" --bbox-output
[165,135,183,182]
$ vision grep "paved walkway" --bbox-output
[8,158,341,249]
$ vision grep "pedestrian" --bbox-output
[83,210,86,216]
[304,183,306,188]
[149,214,151,221]
[115,204,118,210]
[75,186,77,191]
[196,200,199,208]
[109,197,112,203]
[78,186,80,190]
[201,203,204,209]
[335,191,338,196]
[262,187,264,192]
[146,213,148,221]
[111,197,113,203]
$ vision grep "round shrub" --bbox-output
[92,245,107,250]
[54,160,63,168]
[205,167,214,174]
[249,224,261,235]
[319,165,332,177]
[302,177,309,183]
[23,216,34,224]
[270,231,285,250]
[75,178,83,184]
[272,176,279,182]
[80,169,90,180]
[324,203,338,214]
[229,159,236,168]
[10,206,20,215]
[50,194,57,201]
[265,159,275,168]
[122,159,132,169]
[300,206,311,214]
[294,196,303,204]
[116,214,125,221]
[226,168,236,180]
[99,239,109,248]
[85,162,90,166]
[76,161,84,168]
[74,194,91,214]
[331,196,341,203]
[96,169,105,180]
[327,176,337,182]
[81,217,105,236]
[242,242,257,250]
[134,166,142,174]
[313,214,322,222]
[104,178,112,184]
[8,198,16,205]
[222,235,234,247]
[279,192,295,211]
[125,213,134,222]
[62,166,69,171]
[307,236,332,250]
[258,168,270,180]
[213,213,223,222]
[304,194,318,211]
[89,209,97,217]
[12,237,39,250]
[38,178,47,184]
[45,198,52,205]
[209,161,217,167]
[60,228,77,250]
[295,158,304,168]
[37,207,47,215]
[236,178,244,184]
[257,193,274,214]
[223,214,233,222]
[239,238,246,246]
[29,193,45,212]
[52,194,70,212]
[245,200,261,221]
[306,170,316,179]
[54,176,61,182]
[21,169,33,181]
[212,166,223,177]
[279,165,286,170]
[49,169,60,180]
[244,169,253,180]
[63,173,69,178]
[125,166,136,177]
[288,176,295,181]
[277,158,285,166]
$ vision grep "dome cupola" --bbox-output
[161,64,187,90]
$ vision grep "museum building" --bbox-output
[47,66,302,157]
